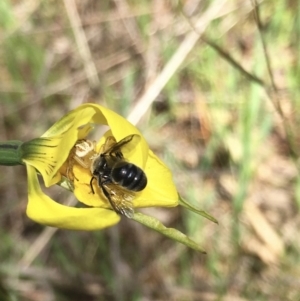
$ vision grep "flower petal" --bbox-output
[22,136,65,186]
[133,150,178,208]
[22,107,96,187]
[79,104,149,168]
[26,165,120,230]
[42,106,95,138]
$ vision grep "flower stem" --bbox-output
[0,140,24,166]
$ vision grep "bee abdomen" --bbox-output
[112,162,147,191]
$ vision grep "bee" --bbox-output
[90,135,147,218]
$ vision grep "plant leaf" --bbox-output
[179,194,218,224]
[132,212,206,253]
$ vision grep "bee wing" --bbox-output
[105,184,135,218]
[103,134,141,157]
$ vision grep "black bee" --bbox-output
[90,135,147,218]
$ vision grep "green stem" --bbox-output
[0,140,24,165]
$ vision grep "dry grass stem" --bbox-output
[63,0,100,88]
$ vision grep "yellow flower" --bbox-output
[21,103,178,230]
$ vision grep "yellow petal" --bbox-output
[22,107,95,187]
[26,165,120,230]
[22,136,65,186]
[78,104,149,168]
[42,106,95,138]
[133,150,178,208]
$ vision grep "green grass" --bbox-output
[0,0,300,300]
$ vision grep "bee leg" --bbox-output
[66,158,78,182]
[115,151,123,159]
[100,176,121,214]
[100,183,120,214]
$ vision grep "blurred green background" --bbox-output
[1,0,300,300]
